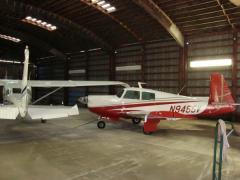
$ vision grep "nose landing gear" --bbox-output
[97,116,108,129]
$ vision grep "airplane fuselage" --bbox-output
[87,88,235,120]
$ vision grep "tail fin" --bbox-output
[208,73,234,104]
[21,46,29,91]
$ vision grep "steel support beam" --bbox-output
[141,44,146,82]
[2,0,113,51]
[64,57,69,105]
[215,0,235,29]
[179,41,188,95]
[109,51,116,95]
[133,0,184,47]
[85,51,90,95]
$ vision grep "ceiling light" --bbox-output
[101,3,110,8]
[91,0,100,3]
[91,0,116,13]
[0,59,21,64]
[22,16,57,31]
[97,1,106,5]
[26,16,32,20]
[0,33,21,43]
[190,59,232,68]
[106,6,116,13]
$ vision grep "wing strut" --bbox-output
[32,87,63,105]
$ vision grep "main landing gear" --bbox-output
[97,116,107,129]
[97,121,106,129]
[132,118,141,125]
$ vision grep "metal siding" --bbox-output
[187,33,233,96]
[145,40,179,93]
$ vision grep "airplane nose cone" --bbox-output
[78,96,88,104]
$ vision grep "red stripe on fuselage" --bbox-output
[91,100,199,110]
[89,100,199,118]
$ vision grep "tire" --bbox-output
[97,121,106,129]
[132,118,141,125]
[41,120,47,124]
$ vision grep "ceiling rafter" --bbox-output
[215,0,235,29]
[133,0,184,47]
[0,26,66,60]
[1,0,113,51]
[80,0,143,42]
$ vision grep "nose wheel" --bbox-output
[97,121,106,129]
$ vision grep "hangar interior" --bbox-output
[0,0,240,180]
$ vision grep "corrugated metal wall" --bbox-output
[37,49,110,105]
[88,49,110,95]
[115,44,142,87]
[37,58,65,105]
[68,51,87,105]
[145,40,179,93]
[187,33,233,96]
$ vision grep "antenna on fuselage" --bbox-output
[138,82,146,88]
[177,84,186,95]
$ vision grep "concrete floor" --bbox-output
[0,109,239,180]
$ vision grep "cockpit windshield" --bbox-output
[116,89,124,98]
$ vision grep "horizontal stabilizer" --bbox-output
[28,105,79,120]
[0,105,19,120]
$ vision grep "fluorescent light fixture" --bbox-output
[190,59,232,68]
[116,65,141,71]
[69,69,86,74]
[91,0,116,13]
[0,33,21,43]
[106,6,116,13]
[22,16,57,31]
[0,59,21,64]
[91,0,100,3]
[97,1,106,5]
[101,3,110,8]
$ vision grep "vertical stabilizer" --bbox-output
[22,46,29,91]
[19,46,30,118]
[208,73,234,104]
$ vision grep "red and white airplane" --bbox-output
[81,73,236,134]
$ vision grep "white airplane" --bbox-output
[81,73,236,134]
[0,46,129,122]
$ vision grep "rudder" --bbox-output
[208,73,234,104]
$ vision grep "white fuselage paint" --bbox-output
[87,87,209,116]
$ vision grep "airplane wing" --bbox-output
[127,111,196,120]
[28,80,129,88]
[27,105,79,120]
[0,105,19,119]
[0,79,129,88]
[0,80,21,87]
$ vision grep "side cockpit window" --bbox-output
[13,88,21,94]
[6,89,11,95]
[142,92,155,101]
[124,90,140,100]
